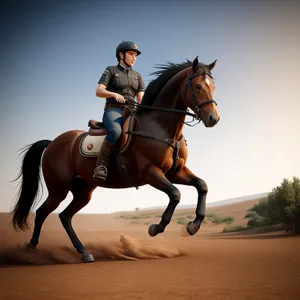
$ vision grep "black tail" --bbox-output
[11,140,52,231]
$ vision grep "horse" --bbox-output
[11,56,220,262]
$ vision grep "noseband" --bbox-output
[184,71,217,119]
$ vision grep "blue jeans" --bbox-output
[102,107,124,145]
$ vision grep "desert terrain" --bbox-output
[1,198,299,300]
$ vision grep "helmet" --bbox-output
[116,41,141,60]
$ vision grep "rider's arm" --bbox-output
[96,67,125,103]
[136,74,145,104]
[96,84,115,98]
[136,91,144,104]
[96,84,125,103]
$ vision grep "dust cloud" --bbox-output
[0,234,183,266]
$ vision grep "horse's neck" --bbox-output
[148,69,188,140]
[153,68,188,110]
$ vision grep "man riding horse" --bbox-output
[93,41,145,180]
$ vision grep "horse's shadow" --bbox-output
[200,228,297,240]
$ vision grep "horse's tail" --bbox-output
[12,140,52,231]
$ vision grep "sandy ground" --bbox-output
[1,200,300,300]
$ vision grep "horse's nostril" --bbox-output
[209,115,218,125]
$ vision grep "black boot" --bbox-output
[93,139,115,180]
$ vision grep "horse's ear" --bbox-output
[192,56,199,72]
[208,59,217,71]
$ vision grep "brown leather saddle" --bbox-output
[87,115,136,152]
[87,120,107,135]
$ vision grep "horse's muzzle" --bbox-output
[204,115,220,127]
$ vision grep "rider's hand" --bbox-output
[113,93,126,103]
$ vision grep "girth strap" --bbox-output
[169,139,181,172]
[125,130,182,150]
[125,130,183,172]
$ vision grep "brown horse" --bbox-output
[12,57,220,262]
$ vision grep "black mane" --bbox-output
[141,60,210,106]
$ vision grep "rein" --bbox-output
[117,71,217,125]
[119,99,198,118]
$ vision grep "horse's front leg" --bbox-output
[144,165,181,237]
[167,166,208,235]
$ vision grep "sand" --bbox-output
[1,200,299,300]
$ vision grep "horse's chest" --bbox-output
[160,149,174,172]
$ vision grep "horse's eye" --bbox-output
[196,84,201,90]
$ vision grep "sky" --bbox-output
[0,0,299,214]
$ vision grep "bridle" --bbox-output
[117,70,218,125]
[184,71,217,120]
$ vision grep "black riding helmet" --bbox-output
[116,41,141,62]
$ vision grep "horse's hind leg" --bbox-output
[59,178,96,263]
[29,188,69,248]
[167,166,207,235]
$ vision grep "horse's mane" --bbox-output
[141,59,210,106]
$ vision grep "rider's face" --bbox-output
[120,51,138,67]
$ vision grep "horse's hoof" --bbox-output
[148,224,159,237]
[24,242,36,250]
[81,251,95,263]
[186,221,199,236]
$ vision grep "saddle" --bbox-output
[87,105,135,136]
[80,115,135,157]
[87,120,107,135]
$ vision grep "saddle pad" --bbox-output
[79,134,106,157]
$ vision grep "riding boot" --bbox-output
[93,139,116,180]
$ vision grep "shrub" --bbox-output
[177,217,187,225]
[221,216,235,224]
[222,226,248,233]
[245,177,300,234]
[207,214,235,225]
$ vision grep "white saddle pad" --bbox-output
[79,134,106,157]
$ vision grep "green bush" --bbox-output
[222,226,248,233]
[221,216,235,224]
[211,216,222,224]
[207,213,235,225]
[245,177,300,234]
[177,217,187,225]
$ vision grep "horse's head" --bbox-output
[182,57,220,127]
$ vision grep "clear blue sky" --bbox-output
[0,0,299,213]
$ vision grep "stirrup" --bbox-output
[93,165,108,180]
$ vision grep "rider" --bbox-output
[93,41,145,180]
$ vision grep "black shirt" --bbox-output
[98,64,145,104]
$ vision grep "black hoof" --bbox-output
[148,224,160,237]
[81,251,95,263]
[24,242,36,250]
[186,222,199,236]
